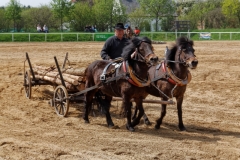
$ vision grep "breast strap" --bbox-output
[122,61,151,87]
[161,62,192,86]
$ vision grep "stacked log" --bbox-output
[32,65,86,91]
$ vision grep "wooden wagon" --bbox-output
[23,52,175,118]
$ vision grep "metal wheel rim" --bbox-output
[53,85,69,117]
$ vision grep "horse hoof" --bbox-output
[144,120,151,125]
[154,125,160,130]
[179,127,186,131]
[126,124,135,132]
[84,120,89,123]
[108,123,115,128]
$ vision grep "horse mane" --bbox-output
[121,36,152,61]
[166,36,193,67]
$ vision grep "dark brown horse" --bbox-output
[83,36,159,131]
[132,36,198,131]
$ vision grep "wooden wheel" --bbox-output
[53,85,69,117]
[24,70,32,99]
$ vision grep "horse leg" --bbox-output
[131,99,144,127]
[95,91,114,127]
[155,103,167,129]
[104,95,114,127]
[143,113,151,125]
[132,105,138,120]
[176,96,186,131]
[122,98,134,132]
[132,105,151,125]
[83,90,95,123]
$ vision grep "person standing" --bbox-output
[124,26,133,39]
[43,24,48,33]
[37,24,42,32]
[100,23,129,60]
[134,26,141,37]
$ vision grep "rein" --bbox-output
[165,60,185,64]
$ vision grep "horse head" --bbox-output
[124,36,158,66]
[176,36,198,69]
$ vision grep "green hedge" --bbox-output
[1,32,240,42]
[0,34,12,42]
[30,34,45,41]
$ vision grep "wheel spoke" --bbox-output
[53,85,69,117]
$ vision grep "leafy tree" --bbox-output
[69,2,94,31]
[92,0,111,31]
[0,9,7,31]
[128,8,146,29]
[138,0,176,31]
[182,0,217,30]
[161,16,175,31]
[51,0,74,32]
[92,0,127,32]
[5,0,22,32]
[222,0,240,26]
[21,6,57,32]
[205,8,226,28]
[176,1,195,16]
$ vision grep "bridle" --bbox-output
[130,40,155,66]
[166,44,196,67]
[124,40,156,87]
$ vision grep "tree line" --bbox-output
[0,0,239,33]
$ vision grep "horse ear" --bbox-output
[131,37,141,46]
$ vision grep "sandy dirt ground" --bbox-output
[0,40,240,160]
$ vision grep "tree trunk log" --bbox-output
[33,70,82,85]
[34,75,74,90]
[63,68,85,76]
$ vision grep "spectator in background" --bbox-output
[94,25,97,32]
[124,26,133,39]
[37,24,42,32]
[134,26,141,36]
[43,24,48,33]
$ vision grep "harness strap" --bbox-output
[123,61,139,86]
[123,61,151,87]
[100,61,114,81]
[166,66,192,86]
[162,62,191,86]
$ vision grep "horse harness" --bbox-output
[100,39,154,88]
[100,58,151,88]
[153,62,192,86]
[150,60,192,99]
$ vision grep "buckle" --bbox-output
[100,74,105,81]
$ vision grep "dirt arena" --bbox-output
[0,40,240,159]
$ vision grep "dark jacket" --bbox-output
[100,36,129,60]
